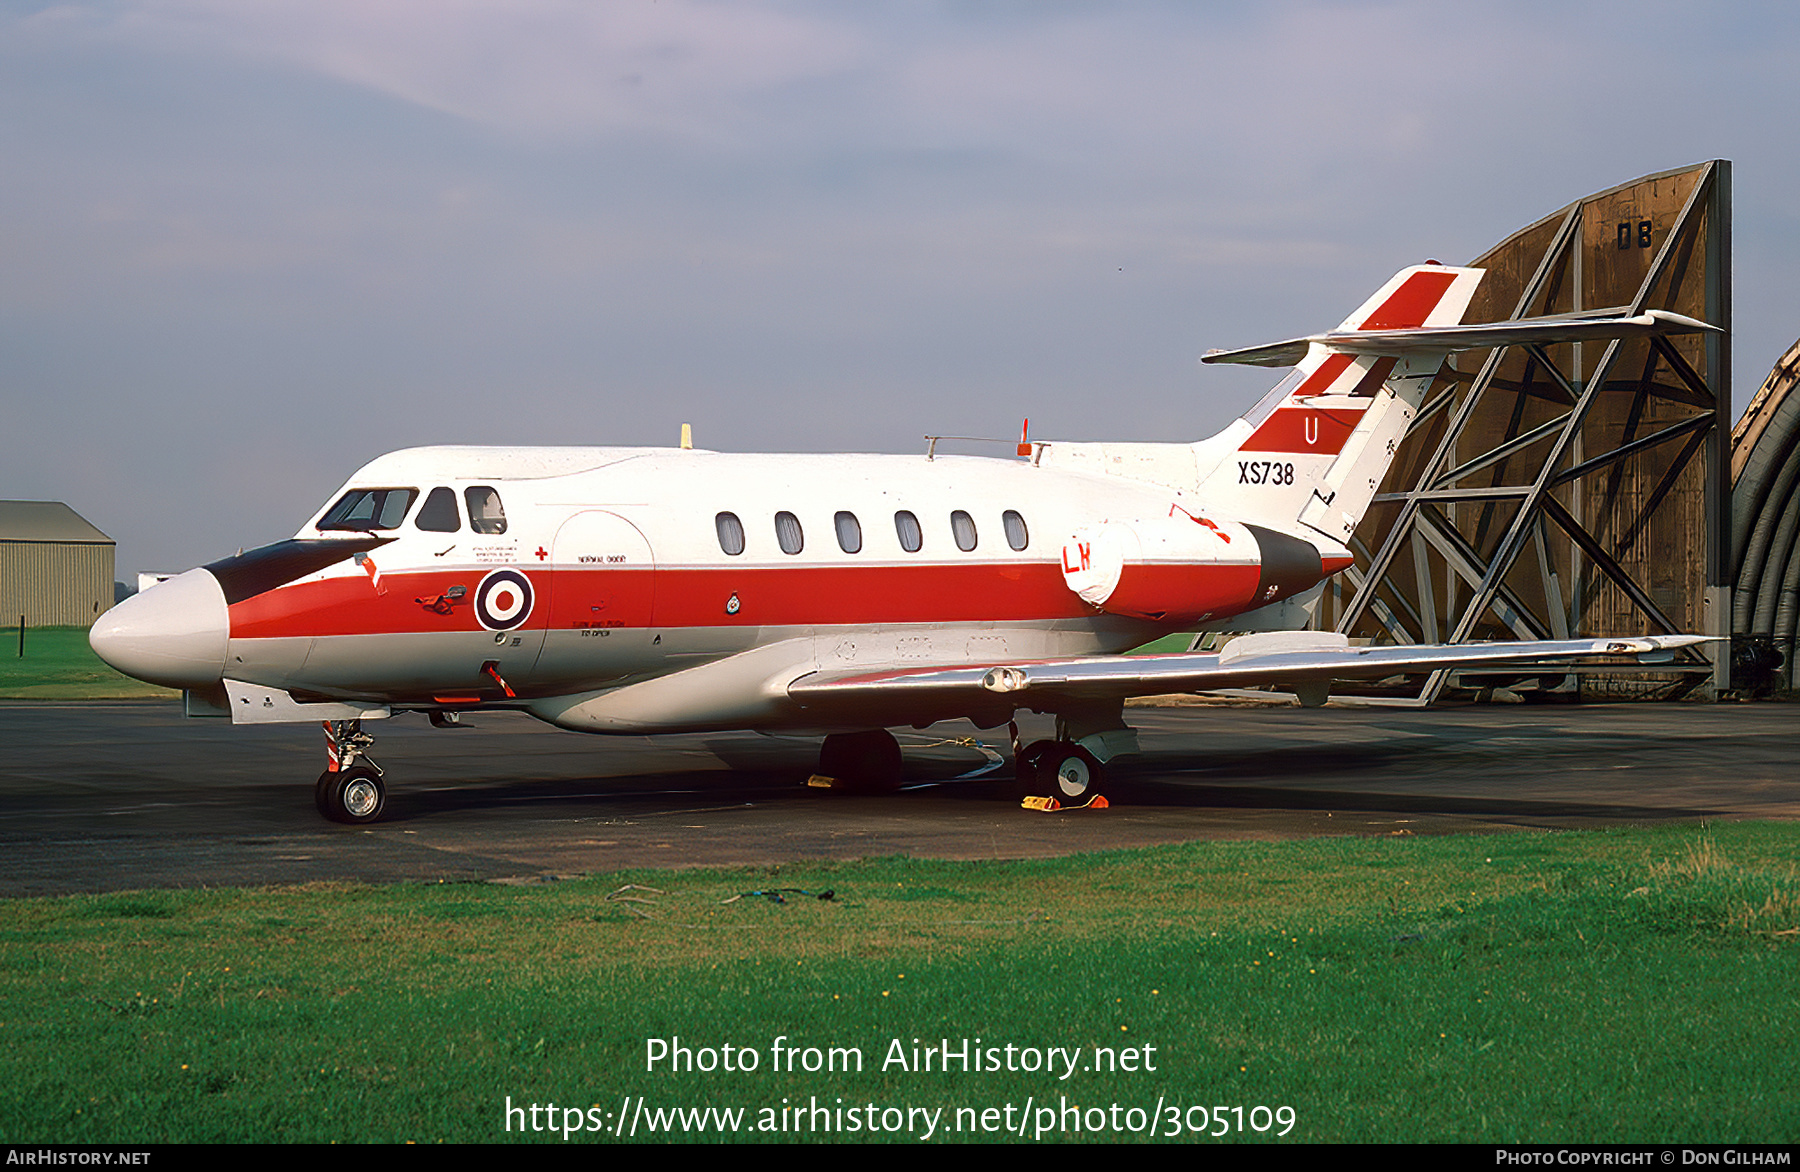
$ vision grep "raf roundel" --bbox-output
[473,568,535,632]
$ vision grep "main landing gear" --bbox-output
[1013,706,1138,806]
[316,719,387,824]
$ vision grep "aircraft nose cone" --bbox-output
[90,568,229,691]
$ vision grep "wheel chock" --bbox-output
[1020,794,1111,813]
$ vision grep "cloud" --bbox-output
[45,0,866,140]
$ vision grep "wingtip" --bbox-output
[1644,309,1723,334]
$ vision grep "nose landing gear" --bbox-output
[316,719,387,824]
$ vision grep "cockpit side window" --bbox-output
[318,488,418,532]
[414,487,461,533]
[466,486,508,535]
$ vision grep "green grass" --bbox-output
[1,823,1795,1143]
[0,625,177,699]
[1125,632,1196,655]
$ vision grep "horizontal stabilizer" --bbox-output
[1203,309,1719,369]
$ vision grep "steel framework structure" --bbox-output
[1319,161,1731,701]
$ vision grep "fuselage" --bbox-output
[93,441,1339,733]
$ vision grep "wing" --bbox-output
[786,631,1714,718]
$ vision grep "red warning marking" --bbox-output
[481,660,517,699]
[1169,502,1231,542]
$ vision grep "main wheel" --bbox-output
[817,730,903,791]
[1044,744,1104,802]
[316,767,387,824]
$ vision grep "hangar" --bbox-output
[0,500,116,628]
[1730,335,1800,692]
[1311,161,1742,700]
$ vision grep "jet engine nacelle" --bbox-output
[1059,515,1327,623]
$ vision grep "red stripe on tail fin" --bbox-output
[1359,270,1457,330]
[1348,355,1399,396]
[1241,406,1366,454]
[1293,352,1357,397]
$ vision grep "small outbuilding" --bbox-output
[0,501,117,627]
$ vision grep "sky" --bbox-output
[2,0,1796,577]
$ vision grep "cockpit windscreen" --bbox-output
[318,488,418,531]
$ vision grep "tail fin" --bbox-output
[1194,264,1482,545]
[1193,262,1720,547]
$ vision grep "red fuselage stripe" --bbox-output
[225,559,1284,639]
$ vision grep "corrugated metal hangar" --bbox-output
[1730,336,1800,692]
[0,501,117,628]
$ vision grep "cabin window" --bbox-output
[835,511,862,554]
[775,511,804,555]
[1003,509,1029,551]
[318,487,417,532]
[465,486,508,535]
[716,512,746,556]
[894,510,923,552]
[951,510,978,552]
[414,487,461,533]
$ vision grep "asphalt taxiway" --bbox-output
[0,698,1792,895]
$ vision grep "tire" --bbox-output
[818,730,903,791]
[314,770,337,819]
[1045,745,1104,802]
[317,767,387,824]
[1014,740,1052,797]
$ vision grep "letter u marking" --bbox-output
[1304,416,1319,446]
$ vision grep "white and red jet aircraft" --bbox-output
[91,264,1715,823]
